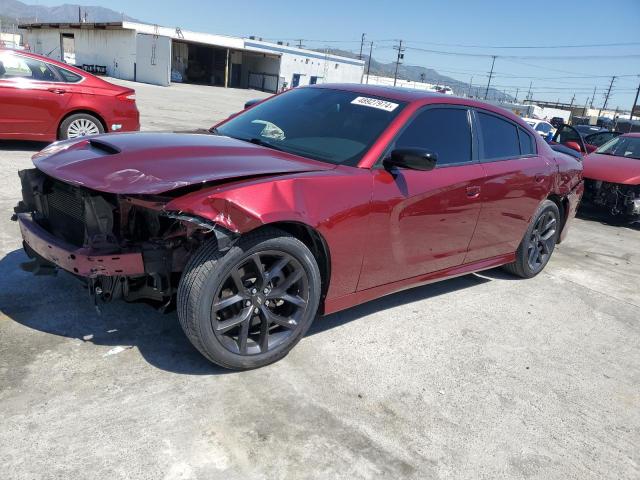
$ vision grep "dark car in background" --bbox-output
[0,49,140,142]
[550,116,565,129]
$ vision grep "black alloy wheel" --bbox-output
[212,251,310,355]
[177,228,321,370]
[503,199,560,279]
[526,210,557,273]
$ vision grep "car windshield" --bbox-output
[216,88,405,165]
[595,136,640,159]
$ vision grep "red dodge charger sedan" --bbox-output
[12,85,583,369]
[0,49,139,141]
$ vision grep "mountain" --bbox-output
[0,0,140,23]
[323,48,513,102]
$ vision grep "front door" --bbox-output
[358,106,484,290]
[291,73,301,87]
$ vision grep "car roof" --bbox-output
[311,83,444,102]
[309,83,535,127]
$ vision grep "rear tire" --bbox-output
[503,200,560,278]
[59,113,104,140]
[177,227,321,370]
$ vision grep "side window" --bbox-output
[53,65,83,83]
[0,54,56,81]
[477,111,520,160]
[585,132,617,147]
[518,127,536,155]
[394,108,472,166]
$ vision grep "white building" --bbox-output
[364,74,453,94]
[19,21,364,91]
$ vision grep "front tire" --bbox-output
[503,200,560,278]
[59,113,104,140]
[177,227,321,370]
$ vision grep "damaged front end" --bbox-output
[583,179,640,217]
[12,168,238,309]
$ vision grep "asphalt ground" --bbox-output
[0,80,638,480]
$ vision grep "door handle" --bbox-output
[48,88,67,94]
[535,174,545,183]
[466,186,481,198]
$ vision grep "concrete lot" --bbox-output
[0,82,639,480]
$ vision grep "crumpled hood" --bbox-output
[583,152,640,185]
[33,132,334,194]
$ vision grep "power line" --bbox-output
[393,40,405,86]
[598,76,616,117]
[358,33,366,60]
[404,46,640,60]
[484,56,496,100]
[383,40,640,49]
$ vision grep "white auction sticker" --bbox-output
[351,96,399,112]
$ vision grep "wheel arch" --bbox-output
[250,221,332,312]
[57,109,108,139]
[546,193,568,243]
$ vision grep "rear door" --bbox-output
[0,52,71,136]
[358,106,485,290]
[465,110,553,263]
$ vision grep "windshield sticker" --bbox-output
[351,96,399,112]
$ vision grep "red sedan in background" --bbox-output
[582,133,640,218]
[0,49,139,142]
[13,85,583,369]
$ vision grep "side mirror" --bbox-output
[384,148,437,171]
[564,141,582,153]
[244,98,262,109]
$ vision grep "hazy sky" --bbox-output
[30,0,640,108]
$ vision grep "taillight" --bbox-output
[118,92,136,102]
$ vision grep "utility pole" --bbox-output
[484,55,496,100]
[514,88,519,103]
[358,33,366,60]
[393,40,405,87]
[365,41,373,84]
[589,86,597,109]
[526,81,532,102]
[468,76,473,97]
[630,77,640,120]
[598,76,616,117]
[569,93,575,109]
[296,39,305,49]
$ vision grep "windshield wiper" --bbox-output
[238,137,285,152]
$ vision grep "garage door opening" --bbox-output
[171,40,280,91]
[171,41,229,86]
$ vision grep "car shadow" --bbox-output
[0,248,496,375]
[0,140,50,151]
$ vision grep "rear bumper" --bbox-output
[559,180,584,243]
[17,213,145,278]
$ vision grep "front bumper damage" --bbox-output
[583,179,640,217]
[12,168,238,308]
[17,213,145,277]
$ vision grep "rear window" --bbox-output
[518,128,536,155]
[54,65,83,83]
[477,112,521,160]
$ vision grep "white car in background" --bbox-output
[523,118,556,139]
